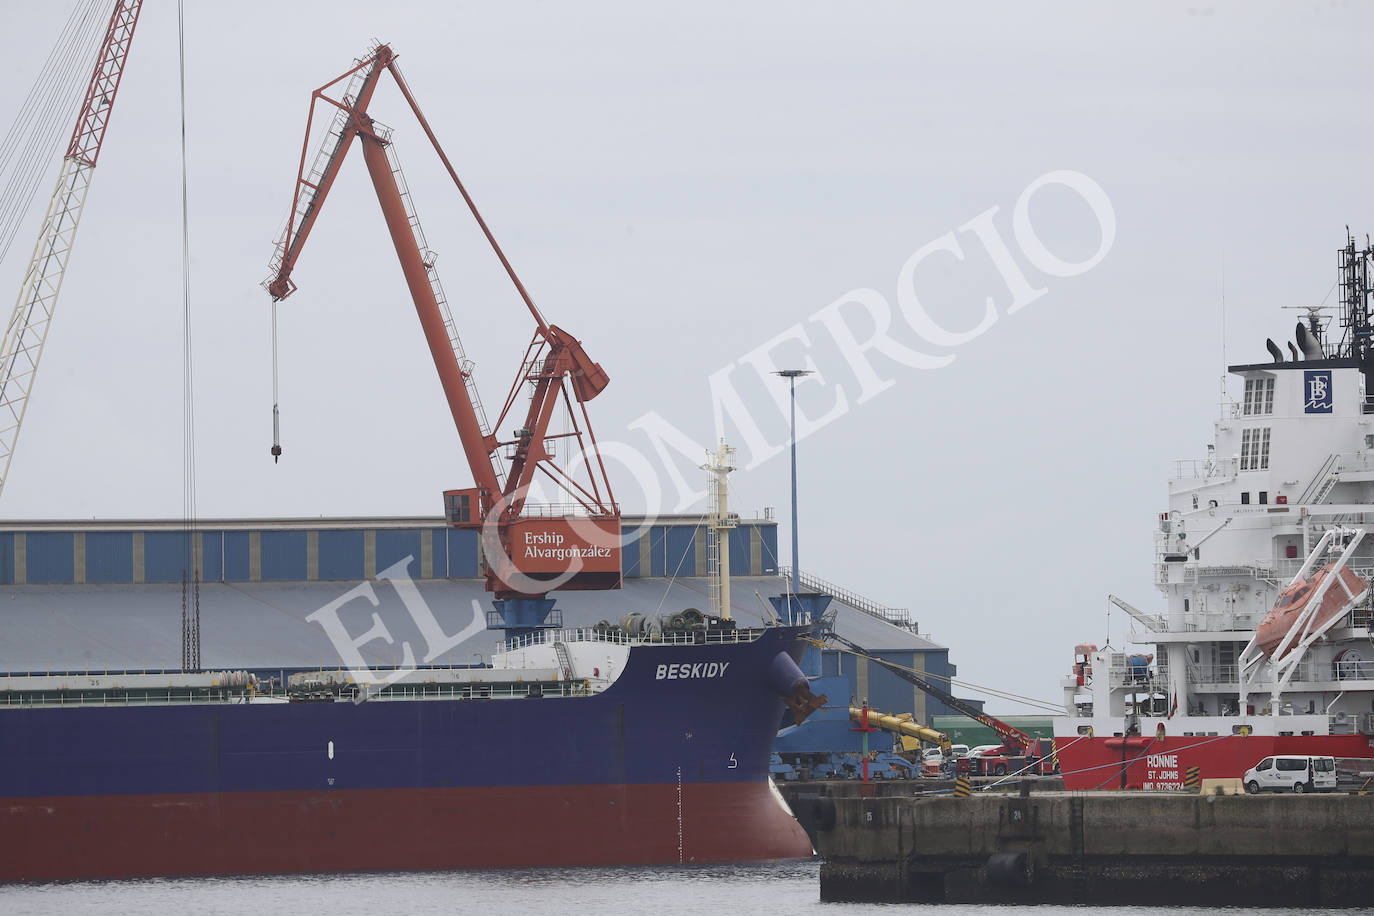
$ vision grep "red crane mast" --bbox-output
[266,45,620,618]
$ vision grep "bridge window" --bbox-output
[1243,377,1275,416]
[1240,428,1271,471]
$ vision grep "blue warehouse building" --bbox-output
[0,514,977,729]
[0,516,774,586]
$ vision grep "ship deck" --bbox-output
[0,575,932,672]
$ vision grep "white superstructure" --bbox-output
[1063,237,1374,744]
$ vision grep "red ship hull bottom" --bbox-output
[0,782,813,882]
[1056,733,1374,791]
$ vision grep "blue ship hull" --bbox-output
[0,626,815,879]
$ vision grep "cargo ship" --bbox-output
[1055,233,1374,790]
[0,20,825,882]
[0,619,819,881]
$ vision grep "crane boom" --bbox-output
[848,706,951,751]
[827,633,1038,751]
[0,0,143,499]
[266,44,621,599]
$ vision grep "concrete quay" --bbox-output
[784,784,1374,906]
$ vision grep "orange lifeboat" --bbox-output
[1256,564,1366,660]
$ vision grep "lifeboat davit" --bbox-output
[1255,563,1366,660]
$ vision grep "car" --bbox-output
[1243,755,1337,794]
[870,752,919,780]
[965,745,1002,759]
[950,744,971,759]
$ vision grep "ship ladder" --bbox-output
[553,640,576,681]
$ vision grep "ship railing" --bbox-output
[1154,561,1198,585]
[1187,661,1374,688]
[1297,453,1343,504]
[1157,558,1374,591]
[1335,660,1374,680]
[1128,615,1259,641]
[1189,664,1240,685]
[777,566,912,629]
[499,626,765,653]
[0,666,219,678]
[1107,667,1161,690]
[1135,604,1374,640]
[0,688,247,708]
[1170,456,1239,480]
[1267,559,1374,583]
[342,680,594,701]
[0,680,600,707]
[1154,559,1270,587]
[513,502,608,518]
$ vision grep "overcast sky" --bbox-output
[2,1,1372,711]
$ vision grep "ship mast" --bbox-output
[1337,232,1374,410]
[704,440,737,621]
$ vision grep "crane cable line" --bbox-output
[823,641,1064,714]
[0,0,103,257]
[0,0,103,169]
[0,0,106,267]
[177,0,200,671]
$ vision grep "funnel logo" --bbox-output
[1304,370,1333,414]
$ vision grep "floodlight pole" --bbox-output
[774,368,811,622]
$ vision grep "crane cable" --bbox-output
[177,0,200,671]
[823,641,1065,714]
[0,0,106,267]
[271,299,280,461]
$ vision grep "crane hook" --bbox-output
[271,300,282,463]
[271,405,282,463]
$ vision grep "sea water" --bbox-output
[0,860,1364,916]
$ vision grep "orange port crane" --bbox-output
[265,44,620,626]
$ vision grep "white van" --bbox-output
[1243,755,1337,794]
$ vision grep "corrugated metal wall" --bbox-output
[0,520,776,585]
[26,533,73,583]
[84,532,132,584]
[318,530,365,580]
[260,531,308,581]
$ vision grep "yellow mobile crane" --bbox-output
[848,706,951,753]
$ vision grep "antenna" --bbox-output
[1281,303,1334,361]
[1220,247,1226,370]
[1220,248,1228,412]
[1336,231,1374,410]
